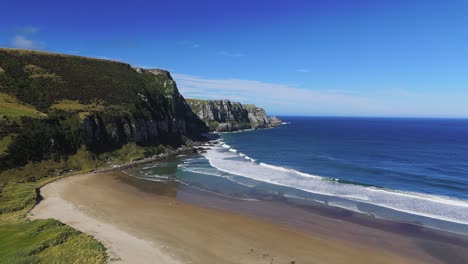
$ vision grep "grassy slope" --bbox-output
[0,91,45,156]
[49,99,105,119]
[0,135,14,156]
[0,177,107,264]
[0,92,45,119]
[0,48,171,112]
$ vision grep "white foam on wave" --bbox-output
[180,166,225,178]
[245,156,256,162]
[141,164,160,170]
[229,148,237,153]
[328,201,363,213]
[217,128,255,134]
[259,163,321,179]
[123,171,169,182]
[202,146,468,226]
[176,180,259,201]
[180,166,255,188]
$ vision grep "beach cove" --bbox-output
[29,169,468,263]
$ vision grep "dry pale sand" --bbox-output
[29,172,457,264]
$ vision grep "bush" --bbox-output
[5,112,81,166]
[143,145,167,157]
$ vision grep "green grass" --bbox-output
[0,175,107,263]
[0,143,151,185]
[49,99,104,111]
[98,143,145,165]
[185,98,207,114]
[0,92,45,119]
[0,182,37,214]
[0,134,14,156]
[49,99,105,119]
[0,219,106,264]
[0,48,165,111]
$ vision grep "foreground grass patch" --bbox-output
[0,182,36,214]
[0,179,107,263]
[0,219,106,263]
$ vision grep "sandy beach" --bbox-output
[30,172,468,264]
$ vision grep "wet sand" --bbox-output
[30,172,468,263]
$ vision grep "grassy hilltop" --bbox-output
[0,48,206,263]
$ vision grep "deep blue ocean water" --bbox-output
[221,117,468,200]
[128,117,468,234]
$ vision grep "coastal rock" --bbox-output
[268,116,282,126]
[186,99,281,132]
[80,69,208,150]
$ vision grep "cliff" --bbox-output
[186,99,281,132]
[0,48,207,166]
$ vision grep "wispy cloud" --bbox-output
[14,26,39,35]
[10,26,45,50]
[296,68,309,73]
[173,73,377,115]
[178,41,200,49]
[217,50,245,57]
[383,88,422,98]
[172,73,468,117]
[10,35,45,50]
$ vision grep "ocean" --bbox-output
[126,117,468,235]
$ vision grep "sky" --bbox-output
[1,0,467,117]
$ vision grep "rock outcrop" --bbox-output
[186,99,281,132]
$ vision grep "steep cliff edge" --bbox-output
[186,99,281,132]
[0,48,207,167]
[80,68,208,151]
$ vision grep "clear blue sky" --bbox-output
[1,0,467,117]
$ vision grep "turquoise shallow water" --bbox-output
[126,117,468,235]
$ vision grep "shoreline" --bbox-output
[208,133,468,237]
[29,170,468,264]
[92,145,202,173]
[29,174,180,264]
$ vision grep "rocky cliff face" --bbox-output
[81,69,207,150]
[186,99,281,132]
